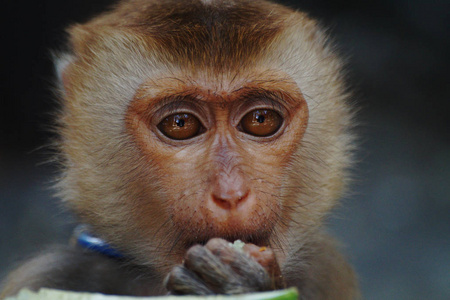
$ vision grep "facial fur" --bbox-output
[56,0,354,276]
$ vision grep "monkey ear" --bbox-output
[54,52,75,95]
[54,25,93,95]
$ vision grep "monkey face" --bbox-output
[124,71,309,254]
[57,0,353,272]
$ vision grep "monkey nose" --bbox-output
[211,189,250,210]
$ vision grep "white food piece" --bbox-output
[229,239,245,251]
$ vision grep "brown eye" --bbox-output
[239,109,282,137]
[157,113,203,140]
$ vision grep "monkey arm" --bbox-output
[0,246,164,299]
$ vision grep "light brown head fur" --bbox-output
[56,0,354,279]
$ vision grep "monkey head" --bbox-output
[56,0,354,275]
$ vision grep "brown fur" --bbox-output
[1,0,358,299]
[74,0,287,72]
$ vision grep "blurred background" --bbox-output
[1,0,449,299]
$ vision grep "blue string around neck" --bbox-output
[74,225,124,259]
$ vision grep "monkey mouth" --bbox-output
[173,210,277,251]
[182,231,271,249]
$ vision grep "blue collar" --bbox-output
[74,225,125,259]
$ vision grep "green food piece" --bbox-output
[6,288,299,300]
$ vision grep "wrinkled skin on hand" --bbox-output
[165,238,285,295]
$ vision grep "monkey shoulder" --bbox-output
[283,234,360,300]
[0,245,163,299]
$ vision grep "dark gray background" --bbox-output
[1,0,449,299]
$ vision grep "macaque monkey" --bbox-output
[0,0,358,299]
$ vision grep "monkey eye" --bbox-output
[157,113,204,140]
[238,109,282,137]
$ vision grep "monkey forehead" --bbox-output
[64,0,342,118]
[132,69,304,107]
[67,0,306,72]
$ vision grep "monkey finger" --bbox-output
[164,265,213,295]
[184,244,245,294]
[205,238,255,268]
[204,238,237,264]
[205,239,272,291]
[242,244,285,289]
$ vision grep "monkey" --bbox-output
[0,0,359,299]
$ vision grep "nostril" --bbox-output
[212,195,232,210]
[211,190,249,210]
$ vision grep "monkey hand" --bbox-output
[165,238,285,295]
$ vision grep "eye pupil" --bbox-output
[176,118,185,127]
[256,115,265,123]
